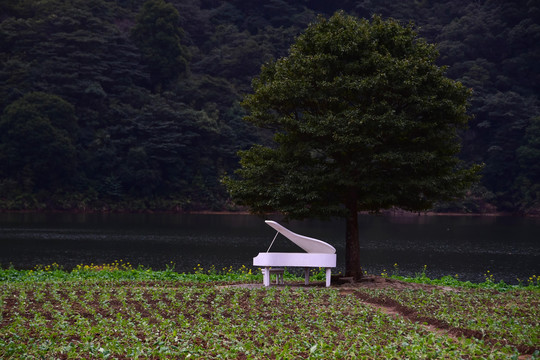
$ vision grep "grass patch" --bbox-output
[1,264,539,359]
[0,261,261,283]
[383,264,540,291]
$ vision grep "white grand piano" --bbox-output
[253,220,336,287]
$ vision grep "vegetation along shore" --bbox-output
[1,0,539,216]
[1,263,538,359]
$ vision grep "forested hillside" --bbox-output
[0,0,538,214]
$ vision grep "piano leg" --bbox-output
[304,267,309,285]
[263,267,270,287]
[325,268,331,287]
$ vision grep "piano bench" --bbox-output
[261,267,284,285]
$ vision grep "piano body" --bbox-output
[253,220,336,287]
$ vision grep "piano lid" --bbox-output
[265,220,336,254]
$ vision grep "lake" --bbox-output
[0,212,538,284]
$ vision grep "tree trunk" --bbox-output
[345,192,362,280]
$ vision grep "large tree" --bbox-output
[225,12,481,280]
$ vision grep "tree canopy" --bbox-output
[0,92,78,193]
[131,0,189,92]
[225,12,481,278]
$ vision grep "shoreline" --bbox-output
[0,208,528,217]
[0,206,529,217]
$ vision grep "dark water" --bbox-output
[0,213,538,284]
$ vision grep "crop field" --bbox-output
[0,267,539,359]
[349,285,539,356]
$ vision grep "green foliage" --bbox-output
[0,0,255,211]
[386,265,540,291]
[0,92,78,193]
[515,117,540,214]
[0,262,279,284]
[0,0,537,213]
[228,12,480,219]
[131,0,189,92]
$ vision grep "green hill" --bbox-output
[1,0,538,214]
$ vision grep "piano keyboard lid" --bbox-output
[265,220,336,254]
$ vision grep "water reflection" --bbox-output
[0,213,538,284]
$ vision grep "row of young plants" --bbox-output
[1,264,539,358]
[1,280,531,359]
[352,286,539,353]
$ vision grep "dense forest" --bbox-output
[0,0,538,214]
